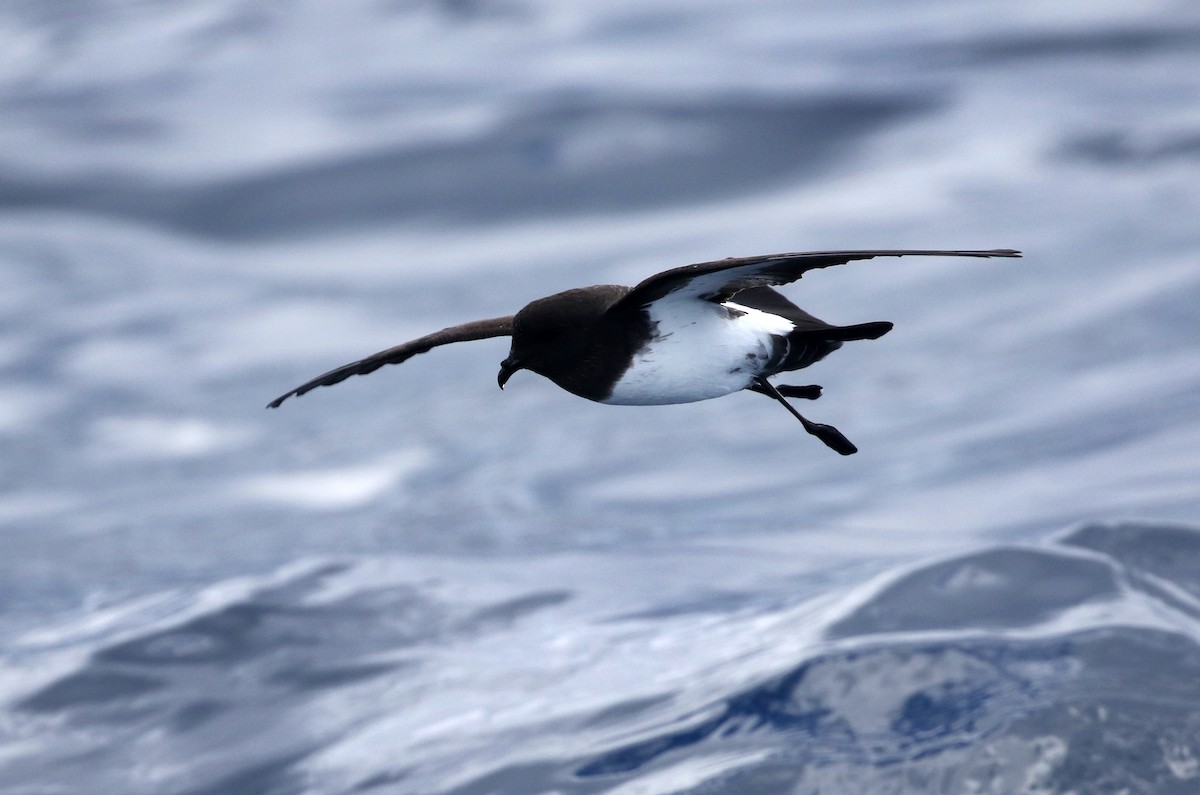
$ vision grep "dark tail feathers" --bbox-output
[818,321,893,342]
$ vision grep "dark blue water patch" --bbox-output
[588,7,697,39]
[608,590,765,621]
[579,655,890,776]
[825,546,1119,639]
[437,761,596,795]
[174,748,314,795]
[1059,129,1200,166]
[718,661,842,738]
[8,567,445,744]
[351,765,414,793]
[95,602,330,666]
[458,589,573,631]
[374,0,533,25]
[1061,520,1200,601]
[890,682,992,744]
[0,92,941,240]
[578,694,676,730]
[167,698,230,733]
[17,669,166,712]
[567,626,1200,792]
[91,566,432,668]
[1028,702,1200,795]
[267,661,406,691]
[937,25,1200,65]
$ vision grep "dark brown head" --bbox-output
[498,284,630,393]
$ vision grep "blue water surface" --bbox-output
[2,1,1199,792]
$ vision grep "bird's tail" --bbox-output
[818,321,893,342]
[773,320,893,373]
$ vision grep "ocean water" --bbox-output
[2,1,1200,793]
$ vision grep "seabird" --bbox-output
[268,248,1020,454]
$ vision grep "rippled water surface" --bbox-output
[2,1,1200,793]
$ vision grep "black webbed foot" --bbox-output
[751,377,857,455]
[803,420,857,456]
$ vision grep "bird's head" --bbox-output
[498,284,629,390]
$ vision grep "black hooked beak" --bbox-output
[497,356,522,390]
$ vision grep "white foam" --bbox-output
[238,450,429,510]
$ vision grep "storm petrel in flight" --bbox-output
[268,248,1020,454]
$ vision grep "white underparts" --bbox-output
[602,298,795,405]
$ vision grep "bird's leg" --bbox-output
[746,383,822,400]
[751,377,857,456]
[776,384,822,400]
[763,384,820,401]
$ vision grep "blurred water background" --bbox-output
[2,1,1200,792]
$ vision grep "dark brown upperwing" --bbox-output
[614,249,1021,309]
[267,315,514,408]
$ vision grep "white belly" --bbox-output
[602,298,794,405]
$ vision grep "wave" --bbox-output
[6,520,1200,793]
[0,92,937,241]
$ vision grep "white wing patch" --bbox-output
[603,296,795,405]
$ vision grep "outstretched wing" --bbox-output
[614,249,1021,309]
[267,315,514,408]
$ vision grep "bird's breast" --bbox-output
[600,298,794,406]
